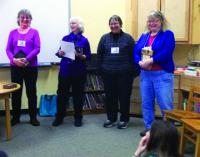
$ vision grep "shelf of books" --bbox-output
[67,73,105,115]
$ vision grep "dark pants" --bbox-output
[56,74,86,120]
[102,72,134,122]
[11,66,38,120]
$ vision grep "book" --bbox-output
[3,83,17,89]
[14,50,26,58]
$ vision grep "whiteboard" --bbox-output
[0,0,70,64]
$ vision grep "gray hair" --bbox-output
[148,10,168,30]
[17,9,32,26]
[109,15,123,27]
[70,16,84,33]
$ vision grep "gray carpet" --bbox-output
[0,114,194,157]
[0,114,144,157]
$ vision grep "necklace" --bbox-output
[143,31,160,48]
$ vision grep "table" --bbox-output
[0,83,20,140]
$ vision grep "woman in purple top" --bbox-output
[52,17,91,127]
[6,9,41,126]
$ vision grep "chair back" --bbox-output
[187,86,200,111]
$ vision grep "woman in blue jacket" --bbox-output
[134,11,175,136]
[52,17,91,127]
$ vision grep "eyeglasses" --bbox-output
[20,16,31,20]
[147,19,160,24]
[110,22,120,26]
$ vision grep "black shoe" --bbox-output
[140,128,150,137]
[117,121,129,129]
[30,118,40,126]
[52,118,63,127]
[11,118,20,126]
[103,120,117,128]
[74,119,82,127]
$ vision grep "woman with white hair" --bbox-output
[52,17,91,127]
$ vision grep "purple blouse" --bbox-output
[58,32,91,77]
[6,28,41,66]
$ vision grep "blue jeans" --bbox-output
[140,70,174,129]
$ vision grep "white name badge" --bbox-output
[17,40,26,47]
[111,47,119,54]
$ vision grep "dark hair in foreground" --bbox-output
[0,151,8,157]
[145,121,180,157]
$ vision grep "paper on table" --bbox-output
[60,41,75,60]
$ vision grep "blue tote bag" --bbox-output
[39,95,57,117]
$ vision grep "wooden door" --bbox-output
[132,0,160,40]
[161,0,190,42]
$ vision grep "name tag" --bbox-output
[111,47,119,54]
[17,40,26,47]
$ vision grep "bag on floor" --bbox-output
[39,95,57,117]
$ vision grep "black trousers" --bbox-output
[11,66,38,120]
[102,72,134,122]
[56,74,86,120]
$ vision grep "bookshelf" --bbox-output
[67,54,105,114]
[67,55,183,116]
[179,75,200,111]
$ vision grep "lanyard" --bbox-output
[143,31,160,48]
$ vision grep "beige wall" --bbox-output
[0,0,200,109]
[71,0,200,64]
[71,0,133,53]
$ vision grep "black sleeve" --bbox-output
[96,35,105,73]
[128,35,140,77]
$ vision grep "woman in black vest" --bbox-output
[97,15,139,129]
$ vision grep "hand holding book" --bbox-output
[139,46,153,70]
[13,50,29,67]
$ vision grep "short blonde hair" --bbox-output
[70,16,84,33]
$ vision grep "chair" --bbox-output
[180,119,200,157]
[164,86,200,153]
